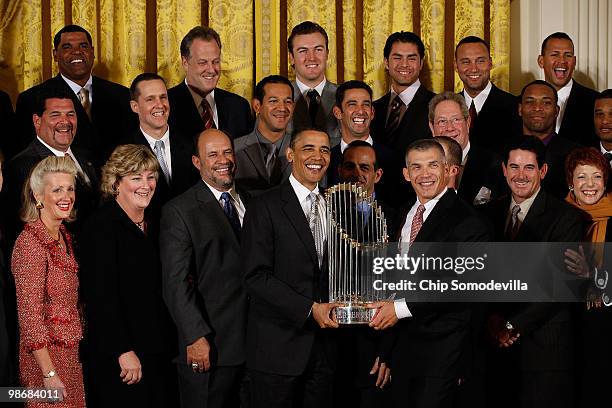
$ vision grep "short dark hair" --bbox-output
[342,140,379,169]
[180,26,222,58]
[335,80,373,108]
[596,89,612,102]
[540,32,574,55]
[405,138,445,163]
[33,86,75,117]
[53,25,92,50]
[289,126,329,149]
[503,135,547,168]
[565,147,610,188]
[383,31,425,60]
[130,73,167,101]
[519,80,559,105]
[435,136,463,167]
[253,75,293,102]
[288,21,329,54]
[455,36,490,57]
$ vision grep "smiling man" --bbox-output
[15,25,136,164]
[234,75,294,196]
[168,26,253,142]
[538,32,599,147]
[595,90,612,168]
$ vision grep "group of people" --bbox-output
[0,18,610,408]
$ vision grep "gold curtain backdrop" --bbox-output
[0,0,509,104]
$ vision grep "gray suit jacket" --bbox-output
[234,130,292,197]
[290,80,340,146]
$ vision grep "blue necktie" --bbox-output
[220,192,241,239]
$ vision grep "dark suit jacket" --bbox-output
[160,180,248,367]
[558,80,599,147]
[242,180,333,376]
[393,190,492,379]
[234,129,292,197]
[483,190,582,371]
[290,80,340,145]
[463,84,521,155]
[0,90,17,159]
[80,200,175,358]
[542,133,580,199]
[119,129,199,215]
[458,144,506,206]
[167,81,253,141]
[14,75,136,164]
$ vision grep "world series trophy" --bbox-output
[326,182,389,324]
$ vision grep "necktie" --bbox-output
[78,88,91,119]
[220,192,241,238]
[409,204,426,243]
[468,100,477,133]
[505,205,521,240]
[154,140,171,184]
[201,98,216,130]
[385,95,403,135]
[264,144,281,181]
[63,152,90,185]
[604,152,612,167]
[308,192,325,267]
[306,89,320,126]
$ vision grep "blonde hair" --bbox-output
[100,144,160,199]
[21,156,78,222]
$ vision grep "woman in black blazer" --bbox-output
[80,144,177,407]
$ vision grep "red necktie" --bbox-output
[409,204,426,243]
[201,98,216,130]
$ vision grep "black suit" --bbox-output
[542,133,580,199]
[290,81,340,145]
[14,75,137,164]
[482,190,582,408]
[119,129,199,216]
[79,200,178,408]
[558,80,599,147]
[0,90,17,159]
[242,180,336,408]
[168,81,253,141]
[160,180,248,408]
[458,145,506,206]
[392,190,492,408]
[462,84,521,155]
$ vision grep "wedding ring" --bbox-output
[191,362,199,369]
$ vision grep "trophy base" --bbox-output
[334,304,377,325]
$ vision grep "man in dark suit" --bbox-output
[168,26,253,141]
[121,73,198,214]
[242,128,340,408]
[429,91,505,206]
[5,87,99,238]
[371,31,434,156]
[519,80,579,199]
[538,32,599,147]
[160,129,248,408]
[287,21,339,145]
[0,90,17,159]
[234,75,294,197]
[595,90,612,166]
[15,25,136,164]
[455,36,521,155]
[369,139,492,408]
[483,136,582,408]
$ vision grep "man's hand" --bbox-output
[118,351,142,384]
[487,315,520,348]
[369,357,391,388]
[187,337,211,372]
[312,303,340,328]
[367,301,398,330]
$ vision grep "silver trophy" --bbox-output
[326,182,389,324]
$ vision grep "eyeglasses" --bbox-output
[435,117,466,128]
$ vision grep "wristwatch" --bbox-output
[43,370,56,379]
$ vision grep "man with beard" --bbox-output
[519,80,579,199]
[15,25,136,164]
[595,90,612,167]
[234,75,294,196]
[455,36,520,155]
[538,32,599,147]
[160,128,248,408]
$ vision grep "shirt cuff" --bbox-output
[394,298,412,319]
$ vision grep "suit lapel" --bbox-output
[241,134,269,181]
[414,190,455,242]
[214,89,227,130]
[280,182,318,266]
[515,191,546,241]
[195,181,240,247]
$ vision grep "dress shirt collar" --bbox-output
[540,131,557,146]
[391,79,421,107]
[61,74,93,97]
[510,187,540,223]
[203,180,240,204]
[185,78,216,112]
[296,77,326,96]
[289,173,320,202]
[600,142,612,156]
[463,80,492,113]
[140,126,170,149]
[462,141,471,164]
[557,79,573,105]
[340,135,373,153]
[37,136,74,157]
[417,187,448,217]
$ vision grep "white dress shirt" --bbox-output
[289,174,327,236]
[508,187,540,226]
[296,77,327,97]
[340,135,373,153]
[555,79,573,133]
[36,136,88,179]
[61,74,93,104]
[141,126,173,179]
[202,181,246,225]
[462,80,492,114]
[185,78,219,128]
[392,79,421,108]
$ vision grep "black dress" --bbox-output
[79,200,178,407]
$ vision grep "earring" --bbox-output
[35,201,43,209]
[569,186,574,192]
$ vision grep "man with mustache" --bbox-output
[160,128,249,408]
[168,26,253,142]
[519,80,579,199]
[234,75,294,196]
[15,25,136,164]
[538,32,599,147]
